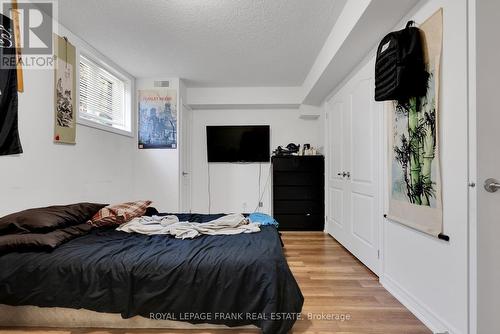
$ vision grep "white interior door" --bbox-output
[326,99,351,246]
[475,1,500,332]
[180,102,193,213]
[326,59,381,275]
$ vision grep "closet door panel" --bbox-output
[348,74,380,274]
[326,58,381,276]
[329,101,344,182]
[330,188,343,228]
[351,79,375,186]
[327,100,350,239]
[351,192,375,246]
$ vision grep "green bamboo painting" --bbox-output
[392,71,437,207]
[388,9,442,235]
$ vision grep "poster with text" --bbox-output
[138,89,177,149]
[387,9,443,237]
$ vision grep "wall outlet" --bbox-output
[258,202,263,208]
[242,202,247,211]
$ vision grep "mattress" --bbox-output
[0,214,303,334]
[0,304,255,329]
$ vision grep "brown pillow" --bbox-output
[0,223,92,253]
[88,200,152,227]
[0,203,107,234]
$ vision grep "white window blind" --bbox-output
[79,55,129,132]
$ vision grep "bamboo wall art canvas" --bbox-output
[387,9,443,237]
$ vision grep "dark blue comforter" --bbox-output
[0,214,304,334]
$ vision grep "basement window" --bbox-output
[78,54,132,136]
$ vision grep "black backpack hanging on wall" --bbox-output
[375,21,429,102]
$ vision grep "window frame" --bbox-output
[76,49,134,138]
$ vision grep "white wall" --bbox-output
[0,34,184,216]
[133,78,181,213]
[191,108,323,214]
[187,86,304,109]
[323,0,469,333]
[0,23,137,216]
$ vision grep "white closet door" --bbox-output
[326,59,382,275]
[326,99,351,245]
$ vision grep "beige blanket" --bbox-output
[116,213,260,239]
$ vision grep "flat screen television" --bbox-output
[207,125,270,163]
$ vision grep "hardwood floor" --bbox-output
[0,232,430,334]
[281,232,430,334]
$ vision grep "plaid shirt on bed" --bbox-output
[88,200,152,227]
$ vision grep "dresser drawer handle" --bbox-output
[306,213,311,217]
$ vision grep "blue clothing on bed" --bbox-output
[248,213,279,228]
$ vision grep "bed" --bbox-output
[0,213,304,334]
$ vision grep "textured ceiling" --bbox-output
[57,0,346,86]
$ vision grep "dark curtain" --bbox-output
[0,13,23,156]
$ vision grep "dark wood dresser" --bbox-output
[272,155,325,231]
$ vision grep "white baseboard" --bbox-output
[380,274,462,334]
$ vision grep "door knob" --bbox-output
[345,172,351,178]
[484,178,500,193]
[182,172,189,176]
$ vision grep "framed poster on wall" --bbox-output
[138,89,177,149]
[53,34,76,144]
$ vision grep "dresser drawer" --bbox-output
[272,156,324,172]
[273,185,323,201]
[273,172,324,186]
[274,214,324,231]
[273,200,323,214]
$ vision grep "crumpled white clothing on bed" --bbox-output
[116,213,261,239]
